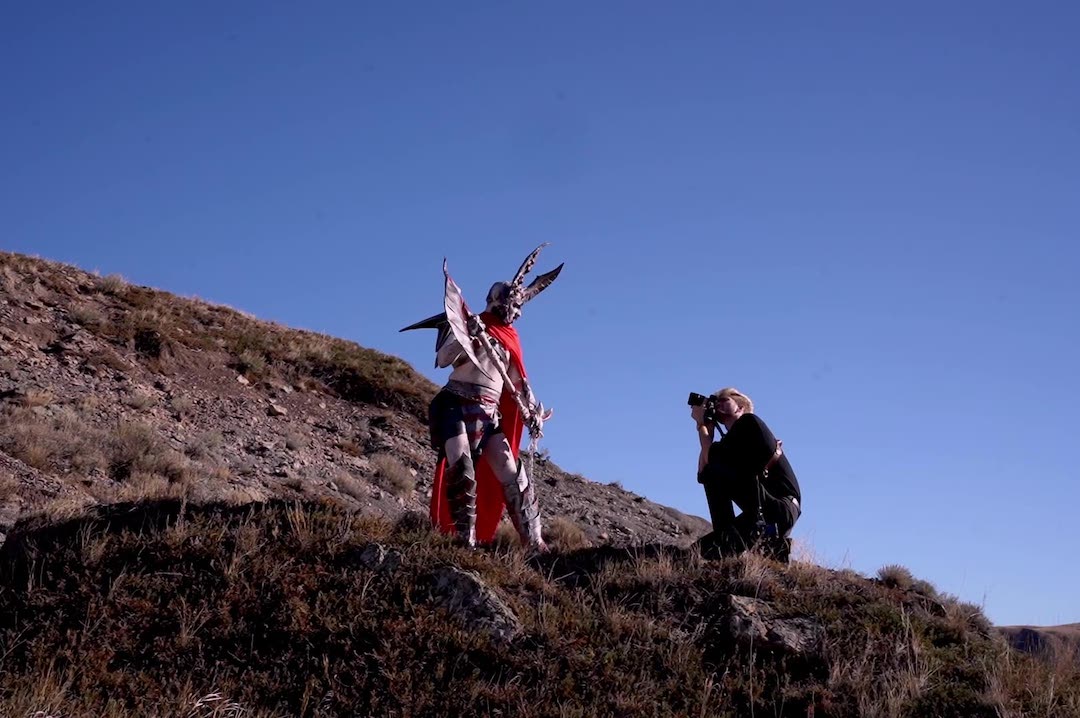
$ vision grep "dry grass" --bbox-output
[125,389,157,411]
[86,348,129,373]
[169,395,196,420]
[0,499,1076,717]
[877,563,916,591]
[279,473,305,492]
[25,494,100,524]
[336,439,364,457]
[333,471,369,502]
[235,349,268,380]
[108,421,190,484]
[630,547,680,584]
[0,473,18,501]
[0,406,108,473]
[0,264,20,294]
[17,389,55,408]
[284,430,307,451]
[111,471,191,502]
[491,520,521,549]
[68,304,106,330]
[941,593,994,637]
[97,273,127,295]
[184,431,224,461]
[544,516,591,551]
[0,409,193,502]
[370,453,415,497]
[986,639,1080,717]
[2,672,287,718]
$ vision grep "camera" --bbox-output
[688,391,720,424]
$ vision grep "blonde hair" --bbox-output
[713,387,754,414]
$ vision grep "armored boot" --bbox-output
[498,460,546,552]
[444,454,477,547]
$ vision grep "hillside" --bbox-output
[1000,623,1080,662]
[0,250,709,549]
[1,250,1078,717]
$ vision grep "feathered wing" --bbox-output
[522,262,564,303]
[511,243,550,287]
[398,311,453,368]
[441,259,496,381]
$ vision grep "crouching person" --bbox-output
[691,387,802,562]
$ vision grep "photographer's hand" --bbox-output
[691,406,714,475]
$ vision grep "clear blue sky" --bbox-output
[3,3,1077,627]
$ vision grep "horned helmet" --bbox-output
[484,243,564,324]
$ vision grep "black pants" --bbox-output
[699,477,799,559]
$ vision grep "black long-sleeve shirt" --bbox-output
[700,413,801,505]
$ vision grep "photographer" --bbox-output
[690,388,801,561]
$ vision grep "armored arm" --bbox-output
[435,333,465,368]
[512,369,553,437]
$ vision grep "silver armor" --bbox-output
[401,245,563,551]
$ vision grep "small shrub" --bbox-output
[113,471,187,502]
[17,389,54,408]
[337,439,364,457]
[68,305,105,329]
[77,395,102,413]
[280,473,305,491]
[285,431,307,451]
[911,578,940,600]
[216,485,271,505]
[134,328,172,364]
[115,308,166,342]
[878,564,916,591]
[235,349,268,379]
[125,390,156,411]
[97,273,127,295]
[108,421,189,483]
[169,395,195,420]
[333,471,368,502]
[0,474,17,500]
[201,464,233,484]
[390,509,432,540]
[86,349,128,373]
[941,594,994,636]
[184,431,223,461]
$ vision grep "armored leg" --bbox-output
[484,437,545,549]
[442,434,477,547]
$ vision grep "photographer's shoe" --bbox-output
[693,531,724,560]
[758,536,792,564]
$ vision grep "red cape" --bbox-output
[430,312,527,543]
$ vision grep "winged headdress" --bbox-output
[399,243,564,363]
